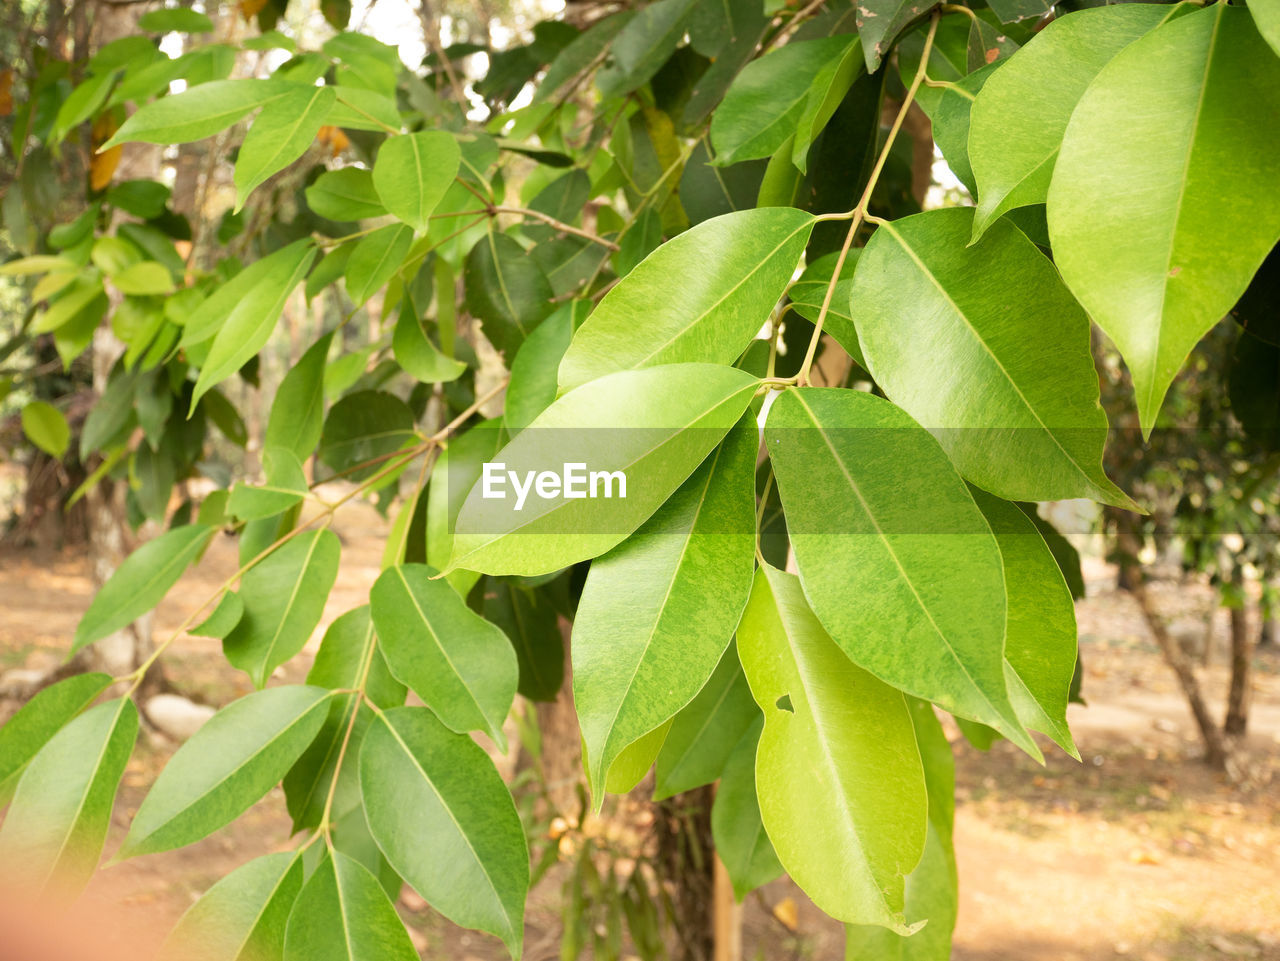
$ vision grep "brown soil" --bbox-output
[1,514,1277,961]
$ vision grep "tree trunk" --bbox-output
[1131,580,1229,769]
[1224,567,1254,738]
[655,785,716,961]
[1107,506,1143,592]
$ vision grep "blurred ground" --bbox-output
[1,504,1278,961]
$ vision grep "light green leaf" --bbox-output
[448,364,759,577]
[464,231,555,358]
[345,223,413,307]
[103,79,289,148]
[21,401,69,458]
[1250,0,1280,57]
[32,276,104,334]
[972,490,1079,758]
[393,304,466,383]
[845,698,958,960]
[223,529,341,688]
[0,673,112,807]
[0,254,77,275]
[265,332,333,461]
[504,301,575,434]
[228,447,309,521]
[110,260,176,295]
[361,707,529,957]
[737,564,927,929]
[234,85,336,210]
[426,419,506,596]
[970,4,1175,239]
[0,698,137,894]
[305,168,386,222]
[604,720,672,794]
[284,851,418,961]
[139,7,214,32]
[654,641,760,800]
[369,564,518,747]
[765,387,1037,755]
[558,209,813,392]
[191,241,317,411]
[160,852,303,961]
[182,240,315,348]
[118,686,331,858]
[1047,3,1280,434]
[325,86,402,132]
[192,591,244,639]
[74,524,214,653]
[53,69,118,143]
[711,716,783,900]
[573,418,756,800]
[787,278,865,369]
[372,130,461,232]
[849,207,1133,507]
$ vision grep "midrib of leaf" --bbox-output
[879,221,1103,492]
[331,858,359,961]
[409,135,426,226]
[597,447,722,783]
[391,567,492,731]
[486,230,524,334]
[291,695,358,821]
[115,86,289,144]
[356,227,409,299]
[133,696,329,851]
[259,532,327,685]
[43,699,128,888]
[242,87,330,194]
[1147,3,1222,422]
[376,716,515,938]
[629,222,810,369]
[786,391,1003,723]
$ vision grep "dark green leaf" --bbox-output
[464,231,555,358]
[711,717,783,900]
[318,390,415,483]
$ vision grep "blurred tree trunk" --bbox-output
[655,786,715,961]
[1224,565,1254,738]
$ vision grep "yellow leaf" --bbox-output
[0,69,13,117]
[772,896,799,931]
[239,0,269,20]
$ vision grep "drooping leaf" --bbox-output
[223,530,341,688]
[103,78,289,148]
[1046,4,1280,434]
[849,207,1133,507]
[765,387,1037,755]
[482,577,565,702]
[924,63,997,195]
[234,84,335,209]
[160,852,304,961]
[228,447,308,521]
[192,591,245,639]
[573,417,756,799]
[317,390,416,483]
[118,686,331,858]
[857,0,929,72]
[0,698,137,894]
[283,852,418,961]
[393,304,466,383]
[74,524,214,653]
[370,564,518,746]
[21,400,70,457]
[654,641,759,800]
[265,332,333,461]
[558,209,812,391]
[711,716,783,900]
[372,130,461,231]
[972,490,1079,758]
[464,231,555,358]
[344,223,413,307]
[737,564,927,929]
[447,364,759,576]
[969,3,1175,239]
[360,707,529,957]
[0,672,112,807]
[182,240,315,348]
[305,168,386,222]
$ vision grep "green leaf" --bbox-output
[1046,4,1280,434]
[32,276,105,334]
[53,69,119,143]
[0,673,112,807]
[426,419,506,590]
[483,578,565,702]
[265,332,333,461]
[361,707,529,957]
[787,279,865,370]
[139,7,213,31]
[21,400,69,457]
[596,0,699,99]
[504,301,575,434]
[372,130,461,232]
[972,490,1079,758]
[192,241,317,410]
[558,209,813,392]
[223,530,341,688]
[711,717,783,900]
[849,207,1133,507]
[464,231,555,358]
[737,564,927,929]
[74,524,215,653]
[192,591,245,639]
[857,0,928,72]
[234,84,336,210]
[765,387,1037,754]
[448,364,759,576]
[573,418,755,799]
[969,4,1174,239]
[160,852,303,961]
[345,223,413,307]
[370,564,518,746]
[317,390,415,483]
[1250,0,1280,57]
[325,86,401,132]
[845,698,958,960]
[305,168,386,222]
[653,641,759,800]
[284,851,418,961]
[925,63,996,195]
[182,240,315,348]
[393,304,466,383]
[228,447,309,521]
[0,698,137,894]
[103,79,289,148]
[110,260,176,295]
[118,686,331,858]
[107,179,172,218]
[709,37,857,167]
[536,13,633,101]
